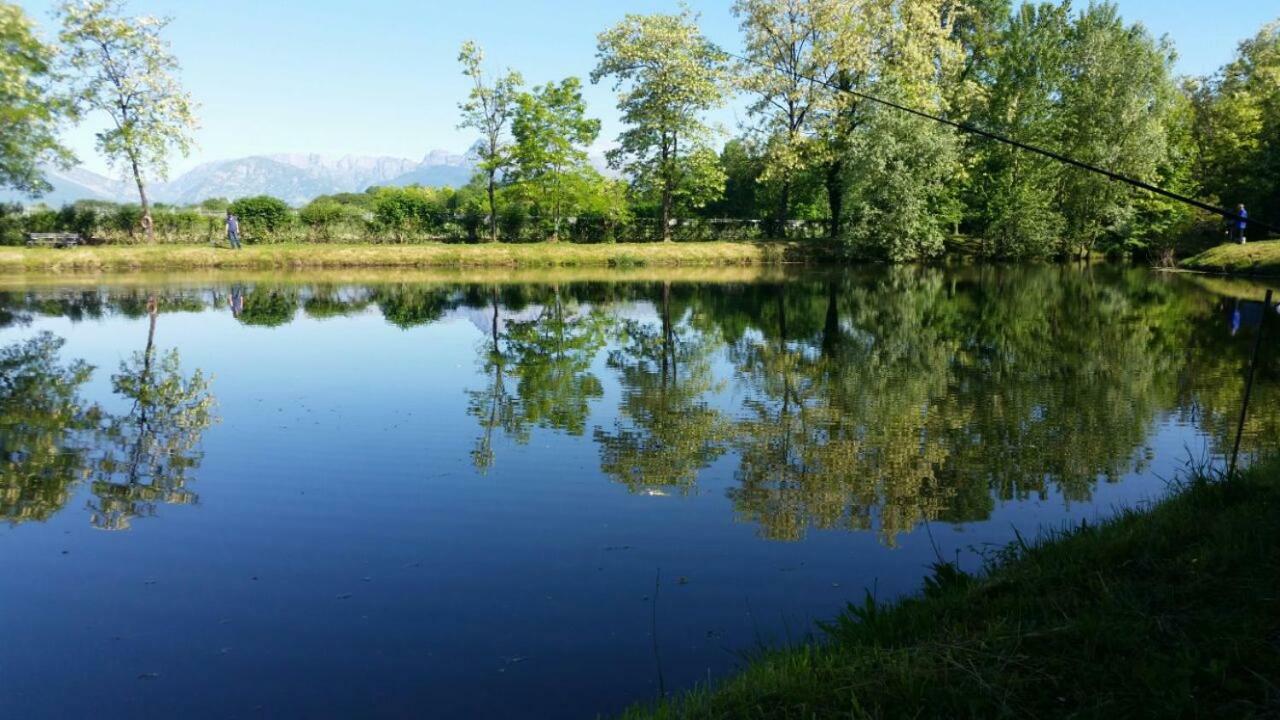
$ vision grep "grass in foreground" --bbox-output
[0,241,820,273]
[624,459,1280,719]
[1183,239,1280,276]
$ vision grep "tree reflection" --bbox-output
[238,287,299,327]
[0,333,99,525]
[2,273,1277,543]
[594,283,732,494]
[466,287,523,471]
[465,286,607,471]
[0,317,215,529]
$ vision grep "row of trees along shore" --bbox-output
[2,0,1278,260]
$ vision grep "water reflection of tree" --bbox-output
[0,322,214,529]
[237,287,299,327]
[374,285,458,329]
[466,286,607,471]
[723,268,1205,543]
[729,274,964,543]
[87,297,216,529]
[594,283,732,494]
[0,333,99,524]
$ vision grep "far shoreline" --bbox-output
[0,241,826,274]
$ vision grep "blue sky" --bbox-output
[16,0,1279,176]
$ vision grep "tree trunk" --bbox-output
[130,155,153,243]
[487,170,498,243]
[776,179,791,240]
[825,159,845,241]
[661,133,675,242]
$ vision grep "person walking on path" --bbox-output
[1235,204,1249,244]
[226,210,242,249]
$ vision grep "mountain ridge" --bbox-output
[1,149,478,207]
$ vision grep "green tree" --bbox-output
[0,3,74,196]
[732,0,841,232]
[510,78,601,240]
[1190,20,1280,232]
[591,10,728,241]
[1054,2,1180,256]
[457,41,522,243]
[58,0,197,241]
[966,2,1071,258]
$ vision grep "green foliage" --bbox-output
[1190,20,1280,231]
[369,186,450,240]
[229,195,293,236]
[299,199,367,241]
[57,0,196,231]
[0,3,75,196]
[843,112,962,260]
[458,40,523,242]
[199,197,230,212]
[592,9,729,239]
[510,77,601,239]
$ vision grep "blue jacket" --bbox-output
[1238,209,1248,230]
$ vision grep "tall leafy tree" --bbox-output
[592,9,729,241]
[457,41,522,243]
[966,2,1071,258]
[733,0,842,233]
[1054,2,1179,257]
[1190,20,1280,231]
[510,77,601,240]
[0,3,74,196]
[58,0,196,242]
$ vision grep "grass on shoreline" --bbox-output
[0,241,821,274]
[1183,239,1280,276]
[623,459,1280,719]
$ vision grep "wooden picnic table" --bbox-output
[24,233,84,248]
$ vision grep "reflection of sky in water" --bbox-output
[0,271,1275,719]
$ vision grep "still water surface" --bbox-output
[1,267,1276,718]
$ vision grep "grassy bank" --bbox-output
[1183,240,1280,276]
[624,458,1280,719]
[0,241,821,274]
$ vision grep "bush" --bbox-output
[0,203,23,245]
[370,187,450,241]
[55,204,101,237]
[153,209,216,242]
[111,205,144,237]
[300,200,368,241]
[229,195,293,236]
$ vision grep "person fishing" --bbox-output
[226,210,242,249]
[1235,204,1248,244]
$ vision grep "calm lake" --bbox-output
[1,266,1277,719]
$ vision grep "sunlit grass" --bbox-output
[623,457,1280,719]
[0,241,823,274]
[1183,239,1280,276]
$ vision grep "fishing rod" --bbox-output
[721,48,1279,236]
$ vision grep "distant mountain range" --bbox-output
[1,149,478,207]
